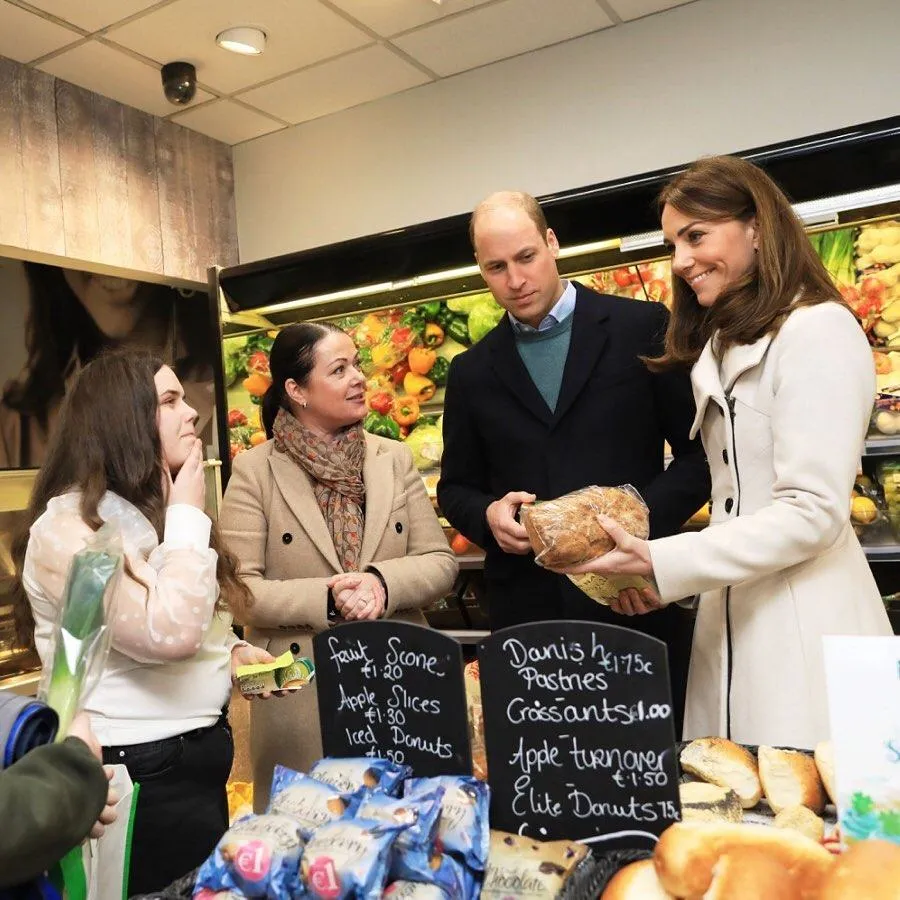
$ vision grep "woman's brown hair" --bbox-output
[12,349,252,649]
[649,155,844,371]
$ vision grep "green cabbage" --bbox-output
[446,291,493,314]
[404,423,443,472]
[468,299,504,343]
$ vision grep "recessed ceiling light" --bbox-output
[216,26,266,56]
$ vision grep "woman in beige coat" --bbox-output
[219,323,458,807]
[563,156,892,749]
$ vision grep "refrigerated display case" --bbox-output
[210,116,900,630]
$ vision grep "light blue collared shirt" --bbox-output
[508,280,576,334]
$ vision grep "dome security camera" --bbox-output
[161,61,197,106]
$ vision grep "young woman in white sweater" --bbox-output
[13,350,273,894]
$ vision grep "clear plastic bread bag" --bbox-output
[520,483,653,605]
[38,521,123,737]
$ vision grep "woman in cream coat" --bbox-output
[564,156,892,749]
[220,323,457,807]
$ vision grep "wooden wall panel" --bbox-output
[19,68,63,256]
[92,93,132,268]
[0,55,238,282]
[123,105,163,274]
[56,80,101,262]
[0,58,29,250]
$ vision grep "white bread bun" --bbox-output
[758,746,826,815]
[679,781,743,824]
[653,821,835,899]
[818,839,900,900]
[600,859,675,899]
[814,741,837,805]
[679,737,762,808]
[773,804,826,843]
[702,846,800,900]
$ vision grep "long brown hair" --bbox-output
[12,349,251,649]
[649,155,843,371]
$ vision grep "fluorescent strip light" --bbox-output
[620,231,665,253]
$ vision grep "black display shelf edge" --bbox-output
[219,115,900,311]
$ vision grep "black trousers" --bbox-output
[102,715,233,896]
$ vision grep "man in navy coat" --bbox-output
[437,191,711,731]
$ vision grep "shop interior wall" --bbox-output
[0,55,238,283]
[233,0,899,262]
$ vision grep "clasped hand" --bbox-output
[327,572,386,621]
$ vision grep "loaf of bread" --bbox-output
[521,485,649,568]
[703,846,801,900]
[773,804,826,843]
[758,746,826,815]
[679,737,763,808]
[600,859,674,899]
[818,839,900,900]
[652,821,835,899]
[679,781,743,824]
[814,741,836,805]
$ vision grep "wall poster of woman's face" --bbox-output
[0,256,217,470]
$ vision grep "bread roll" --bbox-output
[814,741,836,805]
[521,485,649,568]
[679,737,763,808]
[653,821,835,899]
[773,804,826,843]
[818,839,900,900]
[600,859,674,899]
[679,781,743,824]
[758,746,826,814]
[703,846,800,900]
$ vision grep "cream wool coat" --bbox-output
[649,302,892,749]
[219,433,457,808]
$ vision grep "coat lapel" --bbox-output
[359,434,394,567]
[719,334,773,393]
[552,289,609,424]
[488,319,555,427]
[268,451,342,571]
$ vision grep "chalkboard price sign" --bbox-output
[478,621,680,849]
[313,621,472,778]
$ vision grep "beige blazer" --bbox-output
[219,433,458,807]
[649,302,891,748]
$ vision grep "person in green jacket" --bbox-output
[0,711,118,889]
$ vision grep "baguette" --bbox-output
[758,746,826,814]
[814,740,837,805]
[600,859,674,899]
[818,839,900,900]
[521,485,648,568]
[703,846,800,900]
[679,737,762,808]
[773,804,826,843]
[653,821,835,899]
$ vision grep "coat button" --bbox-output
[282,532,292,544]
[395,522,403,534]
[724,498,734,514]
[722,448,729,465]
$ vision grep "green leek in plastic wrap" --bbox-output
[39,522,123,739]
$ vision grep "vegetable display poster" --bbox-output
[822,635,900,845]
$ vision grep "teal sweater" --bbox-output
[513,314,574,412]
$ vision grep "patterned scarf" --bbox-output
[272,407,366,571]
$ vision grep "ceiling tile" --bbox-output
[393,0,613,77]
[0,3,81,63]
[327,0,496,38]
[22,0,164,32]
[604,0,696,21]
[170,98,284,144]
[106,0,372,94]
[239,44,430,125]
[38,40,212,118]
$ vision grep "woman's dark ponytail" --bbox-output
[261,382,283,438]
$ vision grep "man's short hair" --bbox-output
[469,191,550,250]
